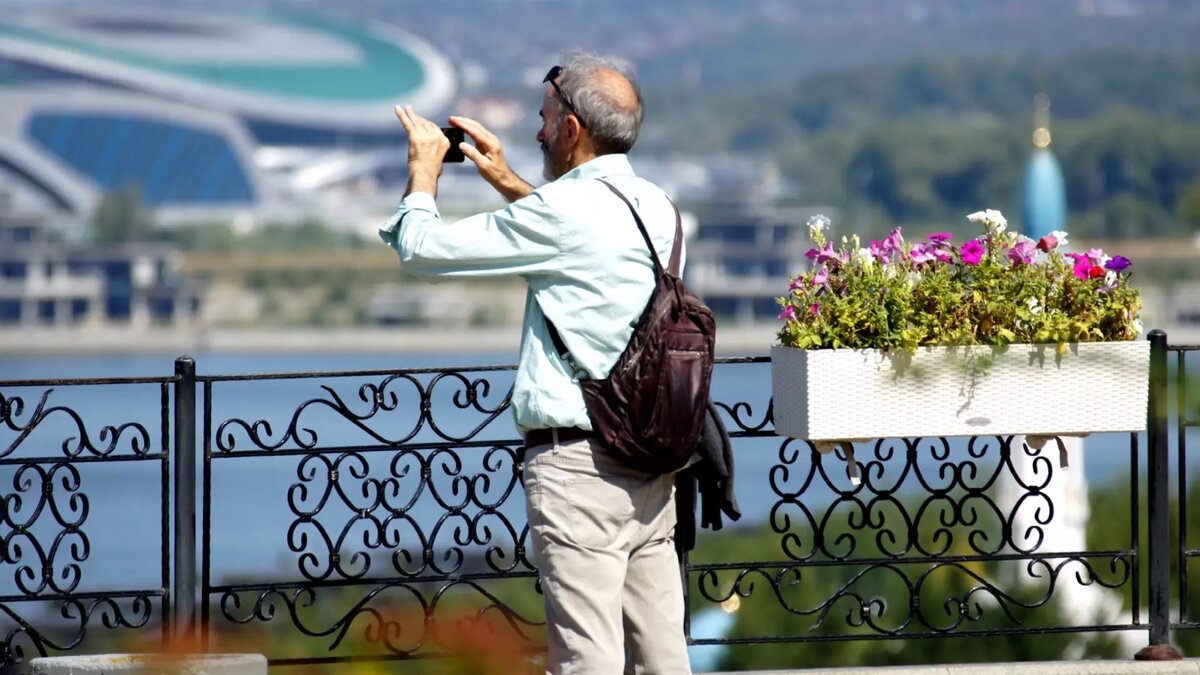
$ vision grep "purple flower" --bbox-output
[909,243,937,265]
[809,303,820,317]
[1007,240,1036,265]
[933,249,954,264]
[778,305,796,321]
[868,240,890,263]
[789,276,805,291]
[805,247,819,261]
[815,242,841,265]
[812,267,829,286]
[1105,255,1132,272]
[1086,248,1105,265]
[961,239,985,265]
[883,227,904,253]
[927,232,953,244]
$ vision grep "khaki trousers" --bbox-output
[524,435,692,675]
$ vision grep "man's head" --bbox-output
[538,53,644,181]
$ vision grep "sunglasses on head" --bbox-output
[544,65,587,129]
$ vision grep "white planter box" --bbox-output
[770,341,1150,441]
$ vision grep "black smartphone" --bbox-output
[442,127,465,163]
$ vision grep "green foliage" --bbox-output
[777,211,1141,351]
[90,185,155,244]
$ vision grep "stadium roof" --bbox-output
[0,8,456,131]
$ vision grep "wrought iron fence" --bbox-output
[0,331,1196,670]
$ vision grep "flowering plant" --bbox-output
[776,210,1142,352]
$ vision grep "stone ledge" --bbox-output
[30,653,267,674]
[716,661,1200,675]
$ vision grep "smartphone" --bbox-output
[442,127,465,163]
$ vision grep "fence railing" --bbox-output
[0,332,1196,670]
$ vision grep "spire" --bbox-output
[1032,92,1052,149]
[1021,92,1066,240]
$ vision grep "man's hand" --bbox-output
[395,105,447,197]
[450,116,534,203]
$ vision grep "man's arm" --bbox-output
[379,188,563,279]
[395,105,448,199]
[451,116,535,203]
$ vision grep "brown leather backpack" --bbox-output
[547,179,716,474]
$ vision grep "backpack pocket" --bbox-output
[644,347,708,455]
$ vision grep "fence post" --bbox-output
[1136,330,1182,660]
[172,356,198,641]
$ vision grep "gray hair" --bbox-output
[555,52,644,155]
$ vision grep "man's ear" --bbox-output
[563,114,584,148]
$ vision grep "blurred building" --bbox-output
[0,8,457,227]
[0,186,202,327]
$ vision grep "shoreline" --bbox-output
[0,324,780,357]
[2,323,1197,357]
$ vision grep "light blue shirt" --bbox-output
[378,154,683,433]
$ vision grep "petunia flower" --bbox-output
[967,209,1008,232]
[811,267,829,286]
[778,305,796,321]
[815,242,841,265]
[809,303,820,317]
[1088,265,1106,279]
[1085,248,1105,265]
[1007,240,1036,265]
[927,232,953,244]
[1049,230,1069,247]
[909,243,937,265]
[805,247,819,261]
[1105,255,1132,272]
[789,276,805,291]
[1036,235,1059,252]
[961,239,985,265]
[1072,258,1092,280]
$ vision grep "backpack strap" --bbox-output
[598,179,684,277]
[545,180,683,365]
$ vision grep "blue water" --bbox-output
[0,351,1195,602]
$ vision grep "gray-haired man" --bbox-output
[381,53,692,674]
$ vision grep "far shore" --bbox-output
[2,323,1197,358]
[0,324,779,357]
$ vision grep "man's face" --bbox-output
[537,86,566,181]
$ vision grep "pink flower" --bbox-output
[812,267,829,286]
[814,242,841,265]
[960,239,985,265]
[805,247,819,261]
[927,232,953,245]
[909,243,937,265]
[1072,258,1092,280]
[1007,240,1036,265]
[1036,235,1059,252]
[809,303,820,317]
[1086,248,1105,265]
[778,305,796,321]
[789,276,805,291]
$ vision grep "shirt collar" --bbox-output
[557,154,636,182]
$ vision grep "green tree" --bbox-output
[91,184,155,243]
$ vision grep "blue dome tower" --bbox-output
[1021,93,1067,240]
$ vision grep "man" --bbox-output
[380,53,692,674]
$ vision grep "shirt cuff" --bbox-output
[378,192,440,245]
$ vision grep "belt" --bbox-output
[523,427,596,448]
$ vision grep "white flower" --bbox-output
[1026,297,1042,314]
[906,271,921,288]
[1133,318,1145,335]
[808,214,830,239]
[966,209,1008,232]
[1049,230,1069,246]
[1106,271,1117,285]
[856,248,875,266]
[1017,234,1035,244]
